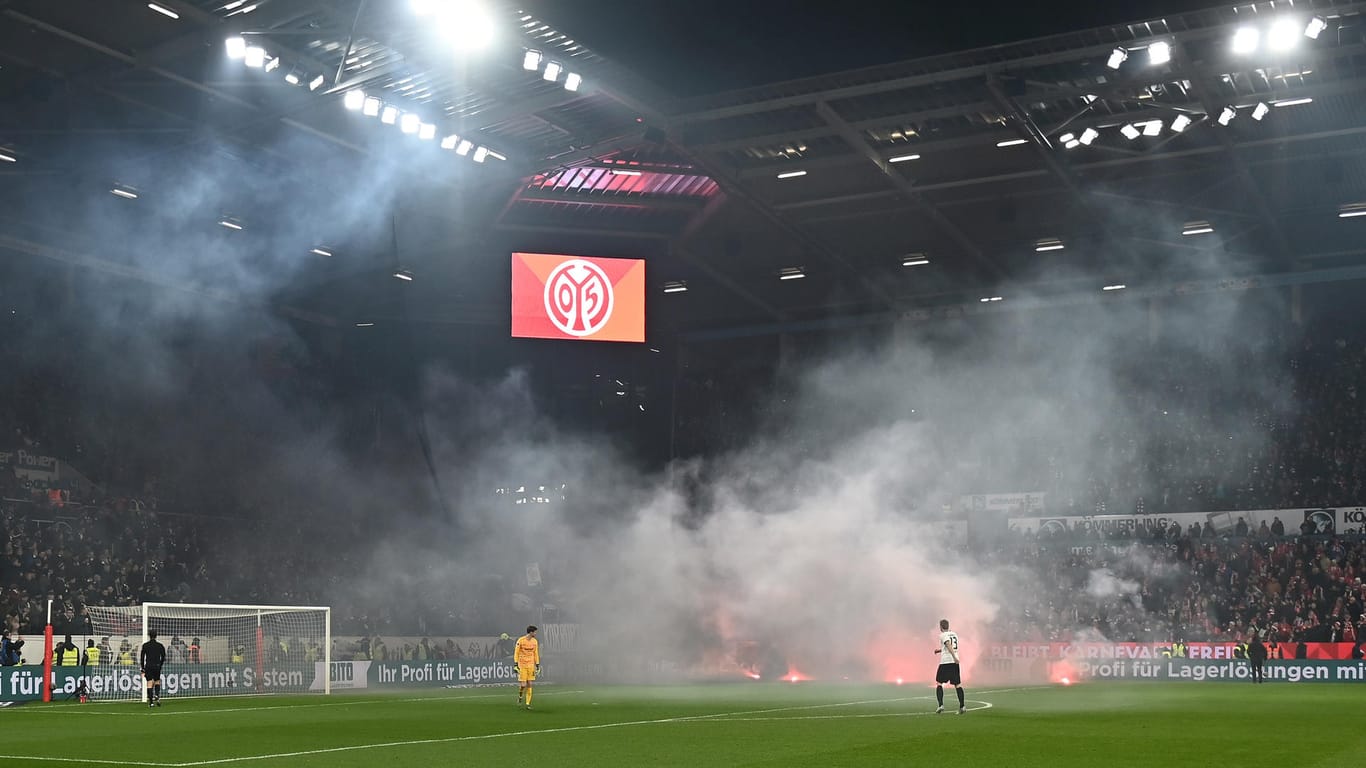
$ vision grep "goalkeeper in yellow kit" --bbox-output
[515,625,541,708]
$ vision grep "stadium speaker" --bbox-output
[642,126,668,144]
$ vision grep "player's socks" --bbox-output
[956,687,965,708]
[935,685,943,707]
[526,688,533,706]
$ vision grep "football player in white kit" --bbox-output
[934,619,965,714]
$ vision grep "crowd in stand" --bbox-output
[992,523,1366,648]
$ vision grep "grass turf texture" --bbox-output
[1,682,1362,767]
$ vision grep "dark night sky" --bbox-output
[527,0,1233,98]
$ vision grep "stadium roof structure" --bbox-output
[2,0,1366,337]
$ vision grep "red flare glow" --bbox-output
[785,666,812,683]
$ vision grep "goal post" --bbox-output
[83,603,331,702]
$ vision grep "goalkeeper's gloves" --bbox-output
[535,664,542,675]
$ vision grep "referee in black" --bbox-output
[1248,632,1268,684]
[140,630,168,707]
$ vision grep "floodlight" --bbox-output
[1232,27,1260,54]
[1079,127,1099,146]
[440,134,459,149]
[310,247,332,257]
[777,170,807,179]
[393,270,414,281]
[1107,48,1128,69]
[472,146,489,163]
[381,106,399,125]
[523,49,542,71]
[1060,132,1080,149]
[901,254,930,267]
[418,123,436,140]
[1218,106,1237,126]
[1252,102,1270,121]
[564,72,582,92]
[411,0,496,51]
[400,113,421,134]
[343,90,365,111]
[1268,19,1301,51]
[456,139,473,155]
[1142,120,1163,137]
[611,168,642,176]
[1305,16,1328,39]
[1120,124,1141,140]
[1274,97,1313,107]
[244,46,266,68]
[362,96,382,117]
[0,150,15,163]
[265,56,280,73]
[543,61,562,82]
[219,218,244,231]
[225,36,247,59]
[1338,203,1366,219]
[1103,284,1127,291]
[663,281,688,294]
[309,74,325,91]
[1182,221,1214,236]
[285,72,301,85]
[147,3,179,19]
[888,153,921,163]
[1036,238,1065,252]
[996,138,1028,147]
[1171,114,1193,132]
[778,267,806,281]
[1148,41,1171,65]
[110,185,138,199]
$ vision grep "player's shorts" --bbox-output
[935,663,962,686]
[517,663,537,683]
[143,666,162,682]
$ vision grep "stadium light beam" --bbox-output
[225,36,247,58]
[455,139,473,155]
[343,89,365,111]
[244,46,266,68]
[440,134,459,149]
[1171,114,1193,132]
[1120,124,1141,140]
[564,72,582,92]
[381,106,399,125]
[362,96,382,117]
[400,113,421,134]
[1305,16,1328,39]
[543,61,562,82]
[147,3,179,19]
[1148,41,1171,66]
[418,123,437,140]
[523,49,542,71]
[472,146,489,163]
[1107,47,1128,69]
[1252,102,1270,121]
[1268,19,1301,51]
[1232,27,1260,54]
[411,0,496,51]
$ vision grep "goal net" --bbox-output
[83,603,331,702]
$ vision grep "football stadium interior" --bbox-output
[2,0,1366,766]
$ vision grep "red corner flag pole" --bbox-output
[43,598,53,703]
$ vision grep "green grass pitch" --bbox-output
[1,682,1362,767]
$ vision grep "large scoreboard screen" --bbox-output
[511,252,646,343]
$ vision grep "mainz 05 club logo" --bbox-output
[544,259,615,337]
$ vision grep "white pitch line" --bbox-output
[165,694,946,766]
[0,757,169,767]
[708,699,994,720]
